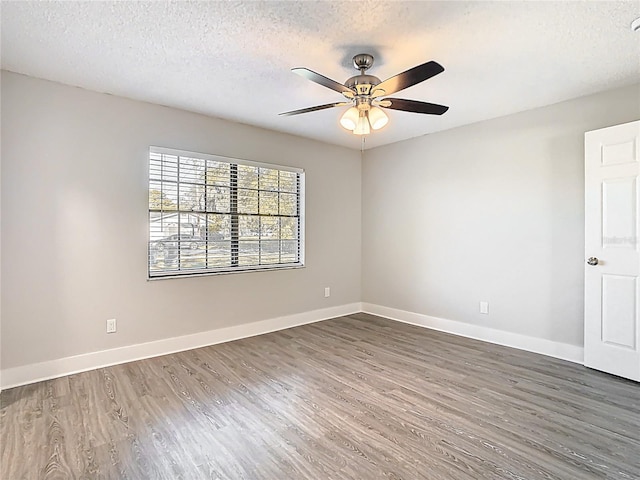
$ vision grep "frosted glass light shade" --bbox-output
[353,113,371,135]
[368,107,389,130]
[340,107,359,130]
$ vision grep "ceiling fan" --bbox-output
[280,53,449,135]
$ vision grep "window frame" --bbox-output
[148,146,305,280]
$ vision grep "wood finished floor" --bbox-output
[1,313,639,479]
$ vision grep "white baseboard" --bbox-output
[1,301,584,390]
[362,303,584,364]
[0,303,362,390]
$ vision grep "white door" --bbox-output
[584,120,640,381]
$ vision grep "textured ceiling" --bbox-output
[2,1,639,150]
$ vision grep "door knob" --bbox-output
[587,257,599,266]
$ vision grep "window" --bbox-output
[148,147,304,278]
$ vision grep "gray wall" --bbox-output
[1,71,362,369]
[362,83,640,347]
[3,69,638,372]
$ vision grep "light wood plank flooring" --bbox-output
[1,313,639,479]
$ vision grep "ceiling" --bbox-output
[2,1,639,150]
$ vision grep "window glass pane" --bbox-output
[260,217,279,240]
[207,241,231,267]
[179,184,205,211]
[279,193,297,216]
[205,185,230,213]
[259,167,279,191]
[259,191,278,215]
[207,214,231,240]
[239,215,259,241]
[162,183,179,210]
[149,152,164,181]
[150,211,179,240]
[207,161,230,186]
[238,165,258,188]
[148,243,164,273]
[280,217,298,240]
[237,188,258,214]
[158,154,178,182]
[260,240,281,264]
[279,171,297,193]
[180,156,205,185]
[149,181,178,211]
[149,213,170,272]
[157,236,179,270]
[280,240,298,263]
[179,238,206,270]
[177,212,205,238]
[239,241,259,266]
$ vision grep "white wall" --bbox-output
[362,84,640,348]
[1,71,361,370]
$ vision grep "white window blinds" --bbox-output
[149,147,305,278]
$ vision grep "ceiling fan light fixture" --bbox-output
[282,54,448,136]
[368,106,389,130]
[340,107,359,130]
[353,111,371,135]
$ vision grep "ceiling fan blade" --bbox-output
[376,61,444,96]
[292,68,354,95]
[279,102,351,116]
[383,98,449,115]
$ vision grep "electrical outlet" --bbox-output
[106,318,117,333]
[324,287,331,298]
[479,302,489,315]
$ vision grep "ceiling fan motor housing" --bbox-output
[346,54,381,96]
[345,74,381,96]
